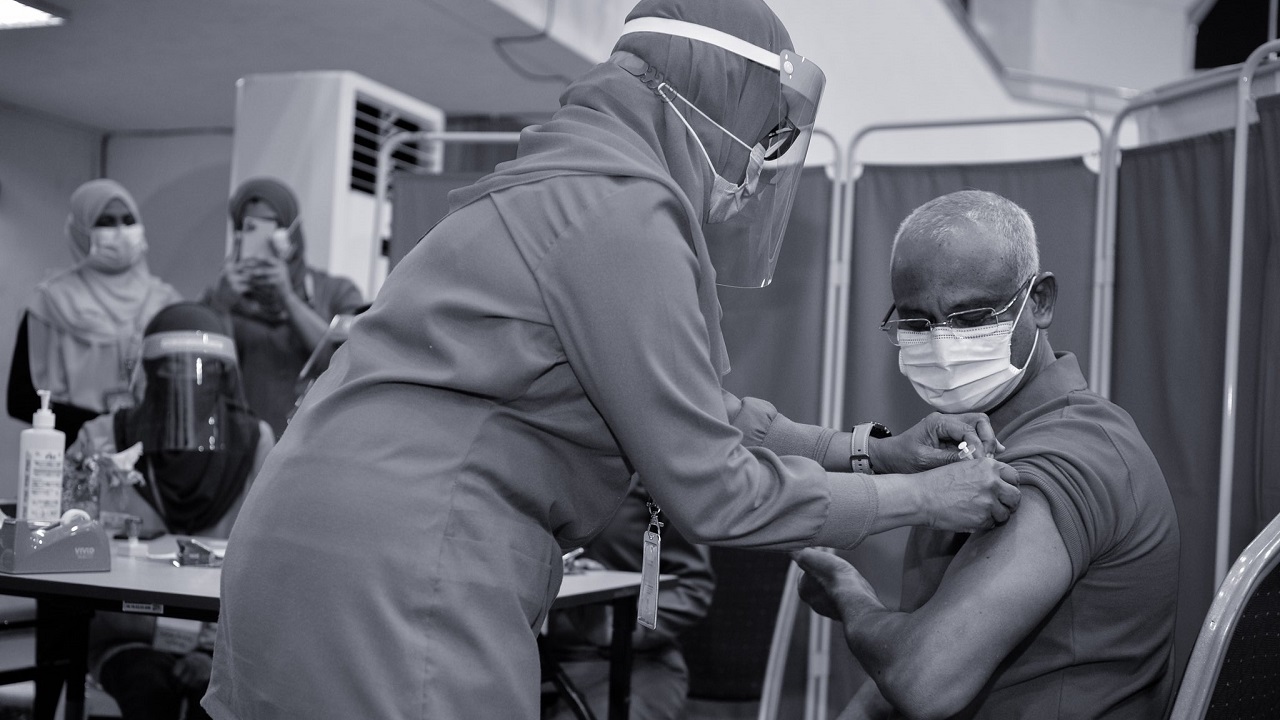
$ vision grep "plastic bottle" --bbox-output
[17,390,65,523]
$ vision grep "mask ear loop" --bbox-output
[656,81,753,153]
[656,82,719,172]
[1008,276,1040,368]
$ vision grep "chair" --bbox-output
[1169,510,1280,720]
[681,548,798,720]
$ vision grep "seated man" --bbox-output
[795,190,1179,720]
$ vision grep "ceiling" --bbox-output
[0,0,591,132]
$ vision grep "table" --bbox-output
[0,538,660,720]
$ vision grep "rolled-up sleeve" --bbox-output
[533,181,875,550]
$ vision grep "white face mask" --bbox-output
[897,287,1039,414]
[658,83,765,224]
[87,224,147,272]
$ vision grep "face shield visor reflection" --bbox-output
[703,50,825,288]
[139,331,239,452]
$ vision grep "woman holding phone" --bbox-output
[203,177,364,439]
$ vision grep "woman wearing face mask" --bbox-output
[202,177,364,439]
[6,179,183,440]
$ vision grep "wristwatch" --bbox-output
[849,422,892,474]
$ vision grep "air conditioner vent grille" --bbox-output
[350,97,439,195]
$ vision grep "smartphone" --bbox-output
[237,216,280,261]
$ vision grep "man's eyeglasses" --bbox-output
[880,276,1036,347]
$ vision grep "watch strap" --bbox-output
[850,422,874,474]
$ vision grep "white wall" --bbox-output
[499,0,1110,166]
[770,0,1107,168]
[104,132,234,300]
[973,0,1193,92]
[0,104,100,498]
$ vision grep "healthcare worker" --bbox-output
[204,2,1021,718]
[203,178,365,438]
[7,179,183,439]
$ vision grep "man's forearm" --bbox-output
[839,679,897,720]
[838,602,950,720]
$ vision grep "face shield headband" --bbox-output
[136,331,241,452]
[619,17,826,287]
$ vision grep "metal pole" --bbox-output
[1270,0,1278,45]
[368,130,523,295]
[817,129,846,437]
[1214,38,1280,586]
[763,130,842,720]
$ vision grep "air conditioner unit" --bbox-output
[229,71,444,299]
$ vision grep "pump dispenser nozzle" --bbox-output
[32,390,55,430]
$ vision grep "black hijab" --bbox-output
[114,302,261,534]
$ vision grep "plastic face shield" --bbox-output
[139,331,239,452]
[619,18,827,288]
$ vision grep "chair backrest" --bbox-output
[682,548,793,704]
[1169,510,1280,720]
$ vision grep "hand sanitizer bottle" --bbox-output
[17,390,65,523]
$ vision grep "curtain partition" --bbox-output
[717,166,834,424]
[1112,95,1280,681]
[387,171,485,270]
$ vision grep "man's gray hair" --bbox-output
[890,190,1039,282]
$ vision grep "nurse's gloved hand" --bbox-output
[916,458,1021,532]
[871,413,1005,473]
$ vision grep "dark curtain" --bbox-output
[718,166,834,424]
[1252,96,1280,550]
[387,171,485,271]
[1113,95,1280,682]
[442,114,529,174]
[826,158,1098,714]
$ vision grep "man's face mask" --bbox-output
[658,82,766,224]
[895,278,1039,414]
[87,224,147,273]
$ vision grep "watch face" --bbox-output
[870,423,892,439]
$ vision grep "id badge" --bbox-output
[638,499,663,630]
[638,528,661,630]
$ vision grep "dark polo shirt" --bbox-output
[903,352,1179,719]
